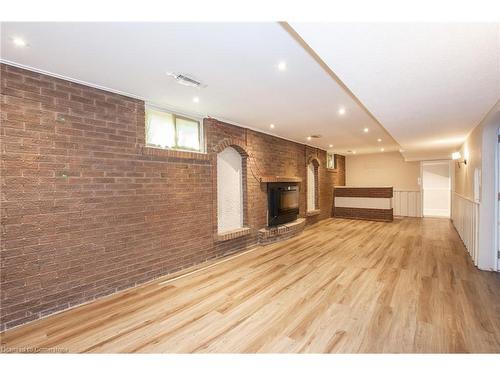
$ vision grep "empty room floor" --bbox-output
[2,217,500,353]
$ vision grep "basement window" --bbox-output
[145,106,203,152]
[327,153,336,170]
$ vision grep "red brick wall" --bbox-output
[0,64,345,330]
[333,207,393,222]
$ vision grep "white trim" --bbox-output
[335,197,392,209]
[1,59,147,100]
[211,116,328,152]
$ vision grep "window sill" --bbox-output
[306,209,321,217]
[139,145,210,161]
[217,227,251,242]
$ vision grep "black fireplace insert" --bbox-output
[267,182,299,226]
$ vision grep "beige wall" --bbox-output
[454,101,500,200]
[345,151,421,191]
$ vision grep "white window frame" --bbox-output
[145,105,205,153]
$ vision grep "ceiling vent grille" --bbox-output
[167,72,206,88]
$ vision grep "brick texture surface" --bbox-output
[334,187,393,198]
[0,64,345,330]
[333,207,393,222]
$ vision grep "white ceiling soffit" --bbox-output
[0,22,399,155]
[291,22,500,161]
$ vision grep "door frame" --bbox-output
[420,160,453,218]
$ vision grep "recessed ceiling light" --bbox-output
[329,144,333,148]
[381,148,385,152]
[363,128,369,133]
[12,37,27,47]
[307,136,312,141]
[192,96,199,103]
[352,150,357,154]
[377,138,382,142]
[277,61,287,71]
[399,149,405,152]
[270,123,275,129]
[338,107,346,115]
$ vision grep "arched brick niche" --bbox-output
[211,138,249,157]
[306,156,320,213]
[212,139,250,242]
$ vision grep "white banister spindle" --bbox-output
[452,192,480,266]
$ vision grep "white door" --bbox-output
[422,161,451,218]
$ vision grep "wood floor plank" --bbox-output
[1,217,500,353]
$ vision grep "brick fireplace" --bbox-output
[267,182,300,226]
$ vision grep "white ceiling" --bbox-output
[0,22,399,155]
[291,22,500,160]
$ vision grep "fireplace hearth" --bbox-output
[267,182,299,226]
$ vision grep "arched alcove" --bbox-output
[217,147,244,233]
[307,159,320,212]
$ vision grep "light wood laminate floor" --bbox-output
[2,218,500,353]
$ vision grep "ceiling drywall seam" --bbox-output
[280,22,403,152]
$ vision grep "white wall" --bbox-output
[453,100,499,271]
[217,147,243,233]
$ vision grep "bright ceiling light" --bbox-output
[352,150,356,154]
[377,138,382,142]
[363,128,369,133]
[380,148,385,152]
[270,123,275,129]
[307,136,312,141]
[338,107,346,115]
[12,37,27,47]
[329,144,333,148]
[399,149,405,152]
[451,151,461,160]
[277,61,287,71]
[192,96,199,103]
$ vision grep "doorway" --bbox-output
[422,161,452,218]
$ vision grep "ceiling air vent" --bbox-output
[310,135,322,139]
[167,72,206,88]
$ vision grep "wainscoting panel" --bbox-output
[452,193,479,266]
[393,190,422,217]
